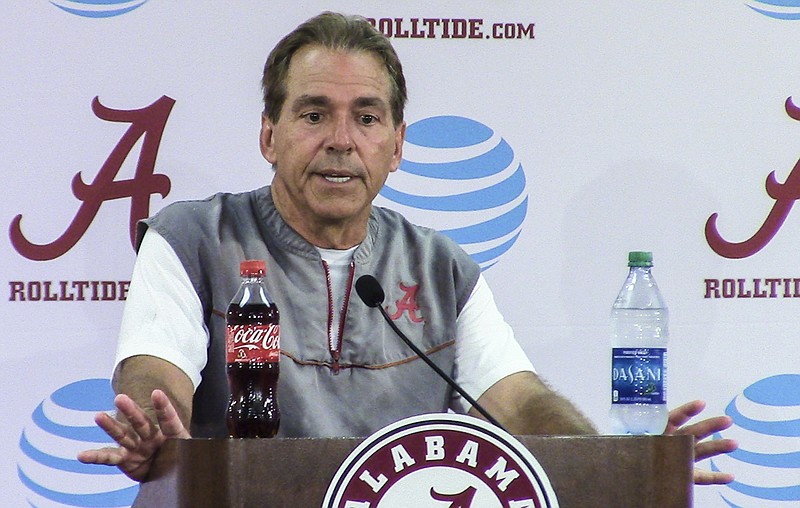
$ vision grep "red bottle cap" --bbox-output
[239,260,266,277]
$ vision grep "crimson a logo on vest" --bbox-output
[377,116,529,271]
[50,0,150,18]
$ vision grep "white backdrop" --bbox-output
[3,1,800,506]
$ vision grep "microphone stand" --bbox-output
[373,304,508,433]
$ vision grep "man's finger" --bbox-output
[695,437,739,462]
[667,400,705,430]
[112,393,162,442]
[94,412,140,450]
[77,447,124,466]
[693,468,735,485]
[152,389,191,439]
[676,416,734,441]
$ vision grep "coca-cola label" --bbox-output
[226,324,280,363]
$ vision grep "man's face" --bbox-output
[260,45,405,243]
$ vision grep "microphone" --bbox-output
[355,274,386,308]
[355,275,507,432]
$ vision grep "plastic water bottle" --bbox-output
[610,251,669,435]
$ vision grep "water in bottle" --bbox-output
[610,251,669,435]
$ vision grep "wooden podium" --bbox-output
[133,435,694,507]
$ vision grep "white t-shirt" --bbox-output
[116,230,535,413]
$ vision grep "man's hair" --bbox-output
[261,12,407,127]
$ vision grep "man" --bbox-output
[79,12,737,484]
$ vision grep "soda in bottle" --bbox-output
[226,260,281,438]
[610,251,669,435]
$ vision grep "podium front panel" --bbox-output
[133,435,694,507]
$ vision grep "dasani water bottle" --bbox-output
[610,251,669,435]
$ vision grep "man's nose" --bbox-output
[326,116,354,153]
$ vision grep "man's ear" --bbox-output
[259,113,277,164]
[390,122,406,173]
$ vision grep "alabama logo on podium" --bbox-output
[323,413,559,508]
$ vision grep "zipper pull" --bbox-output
[331,350,341,374]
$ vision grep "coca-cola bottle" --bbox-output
[225,259,280,438]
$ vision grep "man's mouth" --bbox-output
[323,175,352,183]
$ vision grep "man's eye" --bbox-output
[360,115,377,125]
[304,112,322,123]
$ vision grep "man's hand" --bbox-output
[666,400,738,485]
[77,389,191,482]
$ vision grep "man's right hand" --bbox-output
[77,389,191,482]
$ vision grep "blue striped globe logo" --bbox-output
[50,0,150,18]
[710,374,800,507]
[745,0,800,19]
[18,378,139,507]
[377,116,528,271]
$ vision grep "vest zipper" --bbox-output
[322,260,356,374]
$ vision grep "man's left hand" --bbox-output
[666,400,738,485]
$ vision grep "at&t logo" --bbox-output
[745,0,800,19]
[377,116,528,271]
[711,374,800,507]
[50,0,150,18]
[17,379,138,507]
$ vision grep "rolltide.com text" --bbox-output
[9,280,130,302]
[366,17,535,40]
[705,277,800,299]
